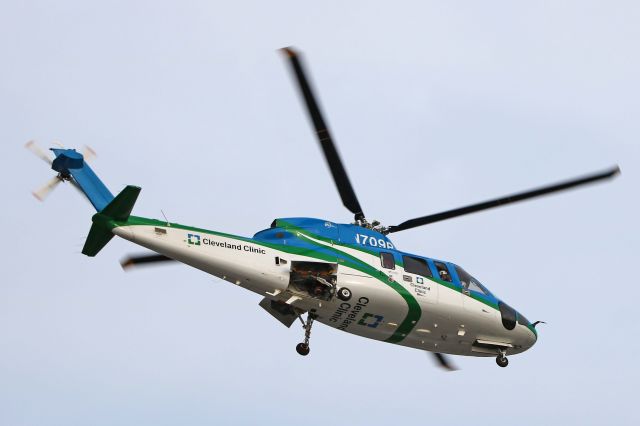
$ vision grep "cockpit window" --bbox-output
[518,313,531,327]
[403,256,432,277]
[455,265,491,296]
[434,261,452,282]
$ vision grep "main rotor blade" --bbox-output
[389,166,620,233]
[121,254,175,270]
[281,47,365,222]
[432,353,457,371]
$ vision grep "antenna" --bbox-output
[161,209,170,226]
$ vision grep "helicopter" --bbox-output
[28,47,619,369]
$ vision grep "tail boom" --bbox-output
[51,148,114,211]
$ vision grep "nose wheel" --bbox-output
[496,351,509,368]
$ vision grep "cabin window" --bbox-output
[434,261,452,282]
[403,256,432,277]
[455,265,490,296]
[380,252,395,270]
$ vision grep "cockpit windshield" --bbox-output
[455,265,492,296]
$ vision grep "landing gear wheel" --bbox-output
[496,355,509,368]
[296,343,310,356]
[337,287,352,301]
[295,313,316,356]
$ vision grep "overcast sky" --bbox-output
[1,1,638,425]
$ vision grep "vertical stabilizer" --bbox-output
[82,185,141,257]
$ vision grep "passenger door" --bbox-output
[430,260,461,310]
[401,255,438,304]
[379,251,400,283]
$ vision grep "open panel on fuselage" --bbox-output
[288,261,338,301]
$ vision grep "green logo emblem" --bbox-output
[187,233,201,245]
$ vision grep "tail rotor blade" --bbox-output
[32,176,61,201]
[121,254,175,270]
[25,140,53,165]
[82,146,97,162]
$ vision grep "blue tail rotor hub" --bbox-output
[51,149,84,173]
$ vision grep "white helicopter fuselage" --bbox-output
[32,46,618,367]
[113,218,537,358]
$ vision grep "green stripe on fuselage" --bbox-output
[113,216,422,343]
[291,231,421,343]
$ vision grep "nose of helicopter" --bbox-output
[523,325,537,349]
[506,321,537,354]
[515,314,537,352]
[498,302,538,352]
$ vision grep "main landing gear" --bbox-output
[296,313,316,356]
[496,350,509,368]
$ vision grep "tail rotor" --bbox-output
[26,140,98,201]
[32,175,63,201]
[25,140,53,165]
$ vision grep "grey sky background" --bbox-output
[1,1,638,425]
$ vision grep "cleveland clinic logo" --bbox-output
[358,313,384,329]
[187,233,201,246]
